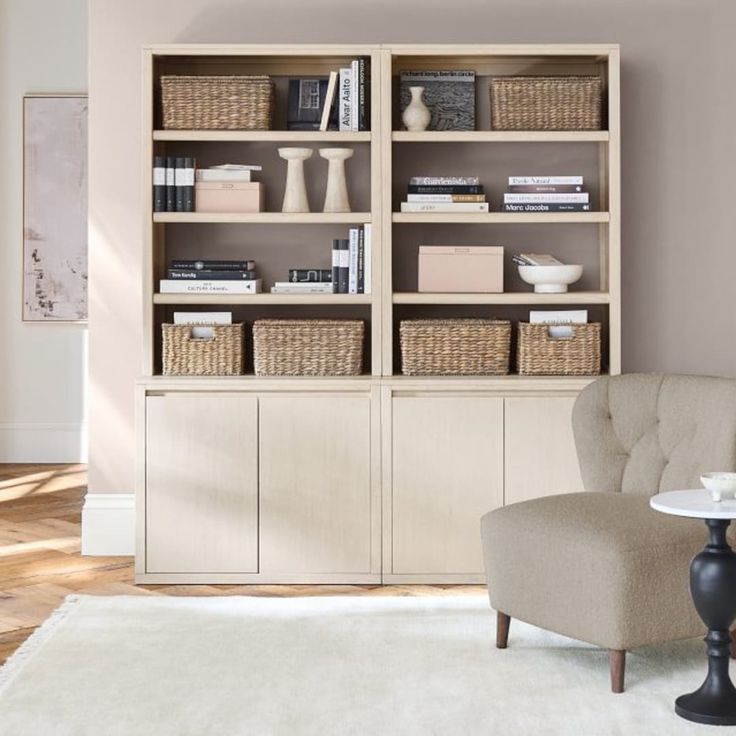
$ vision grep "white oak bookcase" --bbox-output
[136,43,620,584]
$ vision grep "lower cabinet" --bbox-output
[390,396,504,575]
[504,397,584,505]
[145,394,259,574]
[258,396,374,575]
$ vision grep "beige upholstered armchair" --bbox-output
[481,374,736,692]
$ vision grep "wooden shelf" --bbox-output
[153,212,372,224]
[393,292,610,305]
[393,212,609,224]
[392,131,609,143]
[153,130,372,142]
[153,293,372,305]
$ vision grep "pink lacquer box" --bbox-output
[195,182,264,213]
[418,245,504,293]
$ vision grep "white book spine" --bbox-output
[348,228,359,294]
[196,170,253,182]
[363,223,372,295]
[400,202,489,213]
[508,176,584,186]
[160,279,262,294]
[339,68,351,131]
[504,192,589,204]
[350,60,359,132]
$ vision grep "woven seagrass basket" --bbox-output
[161,75,274,130]
[517,322,601,376]
[253,320,364,376]
[162,323,244,376]
[400,319,511,376]
[490,76,602,131]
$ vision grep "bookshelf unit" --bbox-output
[137,43,620,584]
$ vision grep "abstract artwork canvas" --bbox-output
[23,95,88,321]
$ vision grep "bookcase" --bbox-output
[136,44,620,584]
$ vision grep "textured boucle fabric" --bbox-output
[482,373,736,651]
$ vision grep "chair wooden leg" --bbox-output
[731,629,736,659]
[496,612,510,649]
[610,650,625,693]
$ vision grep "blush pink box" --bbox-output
[418,245,504,293]
[195,182,264,213]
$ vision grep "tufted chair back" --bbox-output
[572,374,736,495]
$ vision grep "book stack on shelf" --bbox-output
[272,225,371,295]
[502,176,591,213]
[160,259,262,294]
[288,58,369,132]
[153,156,195,213]
[400,177,488,213]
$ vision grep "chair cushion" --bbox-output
[481,492,707,650]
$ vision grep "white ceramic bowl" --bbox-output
[518,265,583,293]
[701,472,736,502]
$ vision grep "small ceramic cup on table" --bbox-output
[701,472,736,502]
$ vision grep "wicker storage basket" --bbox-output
[490,76,602,131]
[400,319,511,376]
[161,75,274,130]
[253,320,364,376]
[517,322,601,376]
[162,323,244,376]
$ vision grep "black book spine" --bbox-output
[407,185,484,195]
[174,157,185,212]
[165,157,176,212]
[357,227,365,294]
[338,239,350,294]
[170,259,256,271]
[507,184,584,193]
[502,203,592,212]
[289,269,332,283]
[183,157,195,212]
[331,240,340,294]
[153,156,166,212]
[167,269,257,280]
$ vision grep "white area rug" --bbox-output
[0,594,718,735]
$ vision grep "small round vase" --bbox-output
[278,147,313,213]
[319,147,354,213]
[402,86,431,132]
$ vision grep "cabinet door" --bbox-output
[392,396,504,574]
[259,396,373,574]
[504,396,584,505]
[145,395,258,574]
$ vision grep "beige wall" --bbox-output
[88,0,736,494]
[0,0,87,462]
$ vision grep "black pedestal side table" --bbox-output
[651,489,736,726]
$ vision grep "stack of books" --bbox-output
[270,224,372,295]
[502,176,591,212]
[160,259,262,295]
[400,176,489,213]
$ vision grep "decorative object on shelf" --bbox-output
[162,323,245,376]
[401,86,431,132]
[701,473,736,503]
[490,76,602,131]
[400,319,511,376]
[278,147,313,213]
[23,95,88,322]
[399,71,475,130]
[518,264,583,293]
[418,245,504,293]
[320,147,353,213]
[517,322,601,376]
[287,77,332,131]
[253,319,364,376]
[196,182,264,213]
[160,75,274,130]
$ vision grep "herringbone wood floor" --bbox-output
[0,463,485,665]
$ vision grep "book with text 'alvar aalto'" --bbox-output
[159,279,262,294]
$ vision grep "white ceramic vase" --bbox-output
[402,86,431,132]
[319,147,354,213]
[278,147,313,213]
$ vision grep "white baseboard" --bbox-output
[0,421,87,463]
[81,493,135,556]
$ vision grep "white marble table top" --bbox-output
[650,489,736,520]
